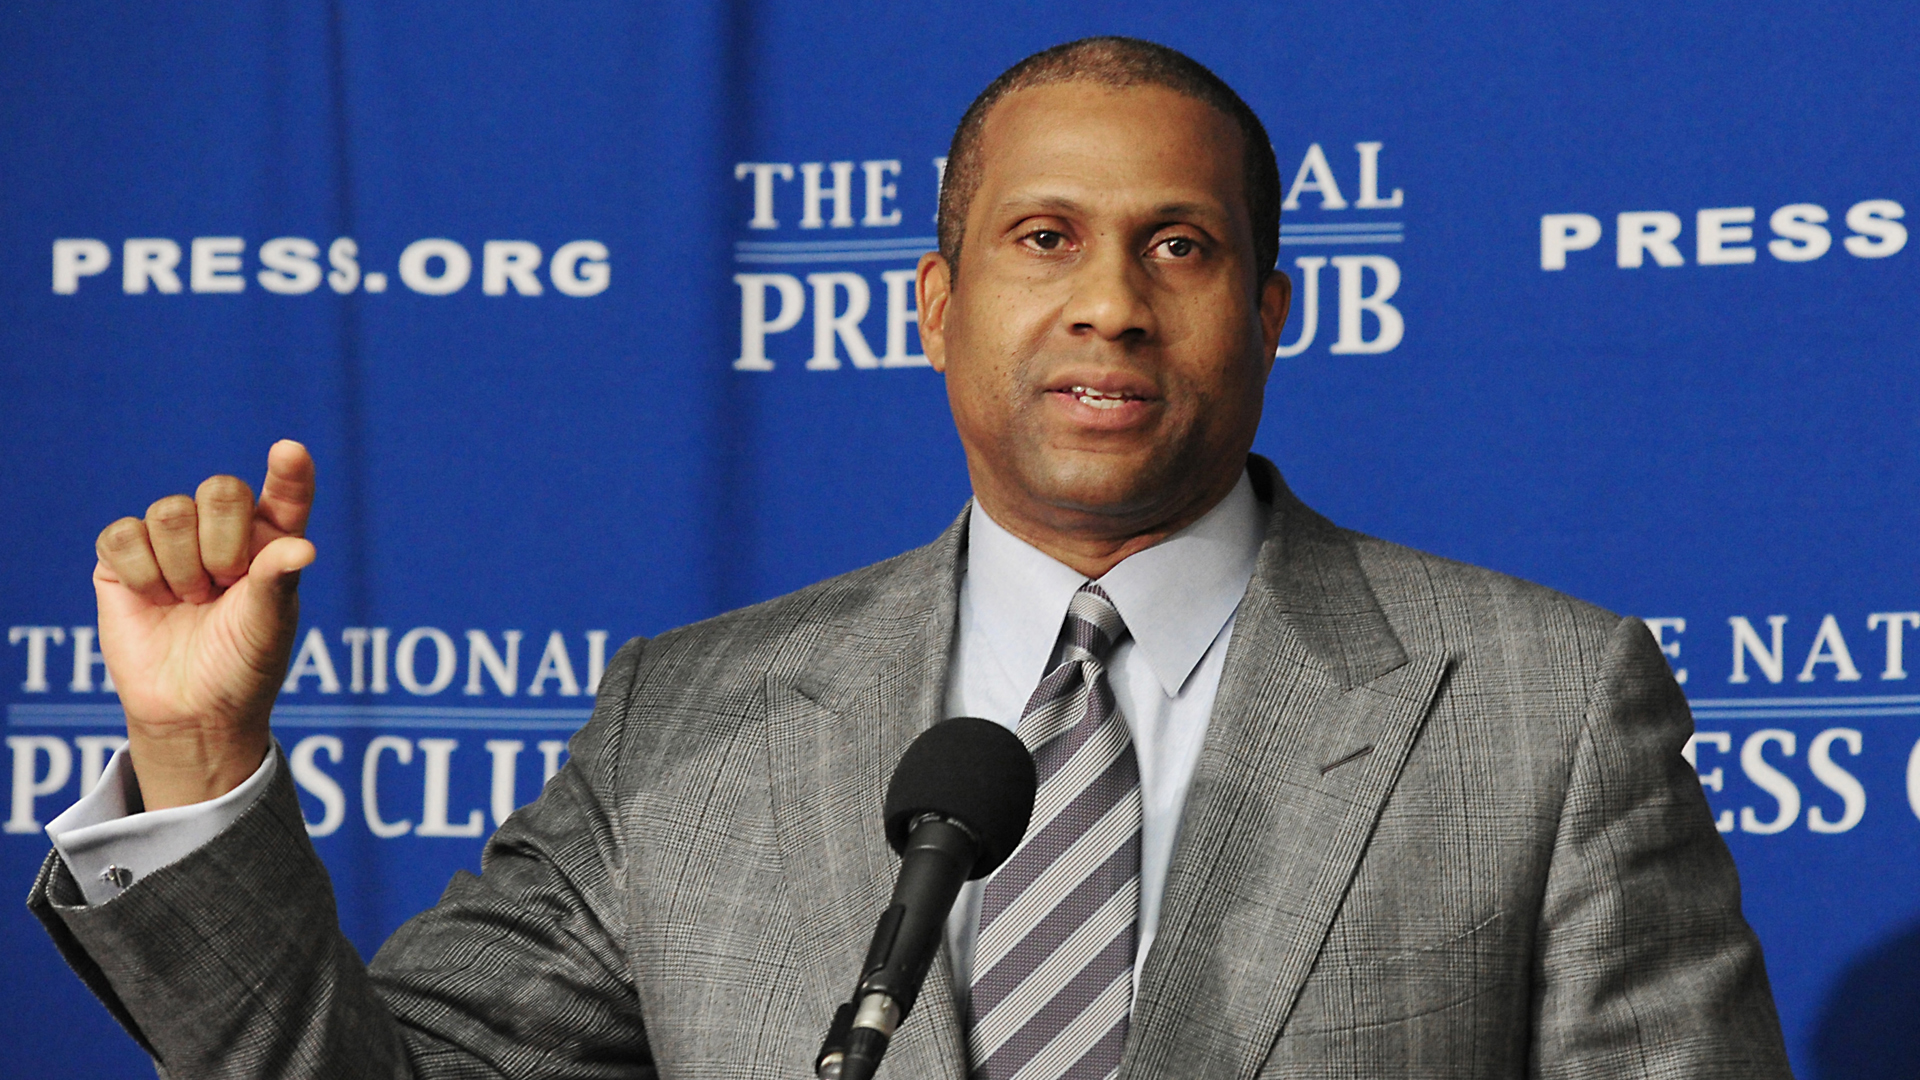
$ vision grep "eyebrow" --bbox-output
[992,194,1230,226]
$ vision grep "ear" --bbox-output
[918,251,953,373]
[1257,267,1292,376]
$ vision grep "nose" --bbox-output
[1063,242,1156,343]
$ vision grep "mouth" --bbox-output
[1059,384,1149,410]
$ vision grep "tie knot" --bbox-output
[1059,582,1127,666]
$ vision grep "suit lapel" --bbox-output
[765,513,972,1080]
[1122,461,1452,1080]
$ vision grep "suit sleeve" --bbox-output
[27,638,657,1080]
[1529,617,1792,1079]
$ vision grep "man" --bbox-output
[33,37,1790,1079]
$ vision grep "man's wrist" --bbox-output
[124,727,272,811]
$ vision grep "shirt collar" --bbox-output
[964,469,1265,698]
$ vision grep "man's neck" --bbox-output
[972,466,1245,579]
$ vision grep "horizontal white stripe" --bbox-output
[1279,235,1404,245]
[1689,706,1920,720]
[734,250,930,264]
[6,703,591,731]
[734,236,938,251]
[1281,222,1405,233]
[1689,693,1920,707]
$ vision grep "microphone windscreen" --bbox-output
[883,717,1036,878]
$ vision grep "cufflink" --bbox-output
[99,865,134,890]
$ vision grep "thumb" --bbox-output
[249,534,317,585]
[223,536,316,665]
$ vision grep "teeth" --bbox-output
[1071,385,1131,409]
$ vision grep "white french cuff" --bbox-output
[45,742,278,906]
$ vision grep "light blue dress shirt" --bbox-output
[942,471,1265,1002]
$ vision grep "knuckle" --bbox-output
[196,474,255,512]
[146,494,198,528]
[97,517,147,556]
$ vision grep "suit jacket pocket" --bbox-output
[1281,909,1508,1035]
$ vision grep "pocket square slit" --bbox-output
[1319,745,1374,775]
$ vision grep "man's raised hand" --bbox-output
[92,440,317,810]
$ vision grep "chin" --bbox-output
[1025,455,1186,523]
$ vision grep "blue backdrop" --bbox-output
[4,3,1916,1076]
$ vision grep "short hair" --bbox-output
[937,37,1282,283]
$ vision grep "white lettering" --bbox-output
[733,272,805,371]
[800,161,856,228]
[539,739,568,784]
[1867,612,1920,679]
[1798,614,1863,682]
[1768,203,1831,262]
[1353,142,1402,208]
[68,625,113,692]
[1283,143,1347,210]
[370,626,390,692]
[290,735,346,836]
[190,236,247,293]
[5,736,72,833]
[862,160,902,226]
[1683,731,1735,832]
[551,240,610,297]
[123,238,183,294]
[806,272,879,370]
[1328,255,1403,354]
[399,238,472,295]
[1644,617,1687,684]
[485,739,524,826]
[735,162,794,229]
[1739,728,1799,834]
[1695,207,1756,266]
[414,738,484,837]
[465,630,523,696]
[880,269,927,367]
[527,631,581,697]
[1909,738,1920,823]
[1844,199,1906,258]
[257,236,323,294]
[1275,256,1326,357]
[9,626,65,692]
[585,631,608,695]
[341,627,370,692]
[1807,728,1865,834]
[395,627,457,696]
[1540,213,1602,271]
[52,239,112,294]
[327,237,360,294]
[1616,211,1685,268]
[283,626,344,693]
[1729,615,1787,683]
[482,240,544,296]
[362,736,413,837]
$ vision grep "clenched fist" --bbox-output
[92,440,317,810]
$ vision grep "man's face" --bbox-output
[919,80,1290,541]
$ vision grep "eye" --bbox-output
[1023,229,1069,251]
[1153,235,1200,259]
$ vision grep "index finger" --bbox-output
[255,439,315,538]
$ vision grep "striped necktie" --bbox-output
[968,582,1142,1080]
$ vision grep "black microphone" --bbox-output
[815,717,1036,1080]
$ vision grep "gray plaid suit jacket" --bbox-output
[30,459,1792,1079]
